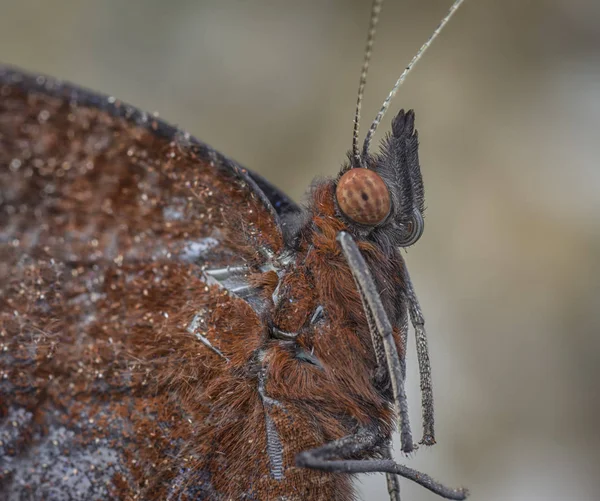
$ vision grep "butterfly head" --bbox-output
[335,109,424,249]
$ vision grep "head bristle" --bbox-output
[361,0,467,162]
[352,0,384,168]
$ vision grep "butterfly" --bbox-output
[0,1,468,500]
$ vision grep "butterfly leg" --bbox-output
[398,252,435,446]
[384,444,402,501]
[296,425,468,500]
[337,231,413,452]
[258,368,285,480]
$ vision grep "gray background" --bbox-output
[1,0,599,499]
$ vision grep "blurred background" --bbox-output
[1,0,598,499]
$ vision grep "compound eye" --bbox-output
[336,168,391,225]
[400,210,424,247]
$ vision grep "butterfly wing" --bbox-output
[0,65,290,499]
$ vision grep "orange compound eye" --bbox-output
[336,168,391,225]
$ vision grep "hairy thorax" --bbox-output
[182,182,403,500]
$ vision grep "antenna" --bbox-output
[352,0,384,168]
[361,0,466,161]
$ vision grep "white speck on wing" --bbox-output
[181,238,219,260]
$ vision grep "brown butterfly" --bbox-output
[0,1,469,500]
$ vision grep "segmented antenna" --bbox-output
[361,0,466,161]
[352,0,383,168]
